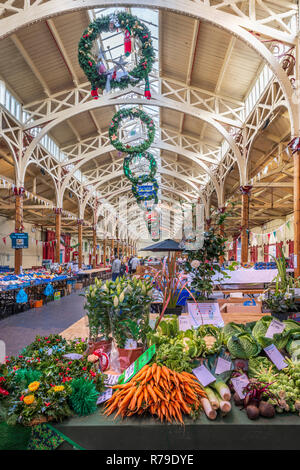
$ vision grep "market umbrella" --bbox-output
[141,239,184,252]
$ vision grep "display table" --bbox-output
[76,268,111,286]
[213,267,282,286]
[52,405,300,450]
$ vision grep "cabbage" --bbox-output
[252,316,299,350]
[157,316,179,337]
[283,319,300,333]
[223,322,246,341]
[196,324,224,356]
[227,333,261,359]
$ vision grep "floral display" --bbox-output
[0,335,105,426]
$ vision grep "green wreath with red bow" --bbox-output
[78,11,154,99]
[109,107,155,154]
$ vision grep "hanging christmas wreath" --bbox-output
[78,11,154,99]
[109,108,155,154]
[123,151,157,184]
[132,178,159,203]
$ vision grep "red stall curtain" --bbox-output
[44,230,55,262]
[62,234,71,263]
[287,240,294,256]
[276,241,283,258]
[263,244,269,262]
[250,246,258,263]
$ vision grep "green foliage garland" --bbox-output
[109,107,155,154]
[123,151,157,184]
[78,11,155,97]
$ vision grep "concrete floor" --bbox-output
[0,291,87,357]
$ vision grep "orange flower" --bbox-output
[24,395,35,405]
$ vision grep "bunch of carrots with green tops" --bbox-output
[103,363,207,424]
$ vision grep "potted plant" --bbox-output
[82,278,113,355]
[262,290,297,320]
[113,317,150,371]
[109,277,153,370]
[150,254,196,327]
[184,206,235,300]
[261,247,298,320]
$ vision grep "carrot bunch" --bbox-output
[103,363,207,424]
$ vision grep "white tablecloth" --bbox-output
[213,267,279,285]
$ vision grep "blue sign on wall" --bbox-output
[10,233,29,249]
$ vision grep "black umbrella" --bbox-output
[141,239,184,252]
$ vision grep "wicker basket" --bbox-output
[27,416,53,427]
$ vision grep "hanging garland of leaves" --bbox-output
[78,11,155,99]
[123,151,157,184]
[109,107,155,154]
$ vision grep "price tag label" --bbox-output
[63,353,83,360]
[231,374,249,399]
[265,319,285,339]
[264,344,287,370]
[192,365,216,387]
[104,374,120,386]
[215,356,232,375]
[124,362,135,383]
[97,388,112,405]
[178,315,191,331]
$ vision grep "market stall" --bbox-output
[2,257,300,450]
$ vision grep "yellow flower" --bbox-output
[24,395,35,405]
[28,381,40,392]
[53,385,65,392]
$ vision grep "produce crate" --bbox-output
[219,301,267,324]
[30,299,43,308]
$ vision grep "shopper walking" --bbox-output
[131,255,139,275]
[128,256,133,275]
[120,258,127,277]
[111,256,121,281]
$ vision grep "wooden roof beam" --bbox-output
[11,34,50,97]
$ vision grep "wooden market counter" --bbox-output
[53,404,300,450]
[76,268,111,287]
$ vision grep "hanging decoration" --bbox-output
[131,178,159,203]
[123,152,157,184]
[78,12,155,99]
[144,209,160,241]
[109,107,155,154]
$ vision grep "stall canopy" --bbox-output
[141,239,184,252]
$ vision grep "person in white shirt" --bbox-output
[131,256,139,274]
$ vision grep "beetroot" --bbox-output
[233,392,243,406]
[259,401,275,418]
[246,405,259,420]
